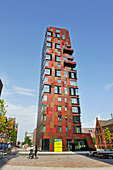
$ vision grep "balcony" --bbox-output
[63,48,74,55]
[67,56,74,61]
[64,60,76,68]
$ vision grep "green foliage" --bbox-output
[0,99,8,116]
[22,136,32,146]
[104,127,113,140]
[0,99,17,144]
[92,137,96,144]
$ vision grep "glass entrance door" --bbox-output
[42,139,50,151]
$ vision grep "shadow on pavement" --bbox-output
[0,152,19,169]
[83,154,113,166]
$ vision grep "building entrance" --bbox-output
[74,139,89,151]
[42,139,50,151]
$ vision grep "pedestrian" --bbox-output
[35,146,38,159]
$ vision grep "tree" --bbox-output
[104,127,113,141]
[0,99,17,144]
[92,137,96,145]
[22,136,32,146]
[0,99,8,115]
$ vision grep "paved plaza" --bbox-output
[0,153,113,170]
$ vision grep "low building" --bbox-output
[33,128,37,146]
[95,116,113,150]
[25,131,33,144]
[82,128,95,138]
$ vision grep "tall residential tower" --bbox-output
[36,27,95,151]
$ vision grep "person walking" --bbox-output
[35,146,37,159]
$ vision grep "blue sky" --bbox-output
[0,0,113,141]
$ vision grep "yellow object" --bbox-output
[54,139,62,152]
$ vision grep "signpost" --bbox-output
[54,139,62,152]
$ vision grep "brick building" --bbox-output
[33,128,36,146]
[95,116,113,150]
[36,27,95,151]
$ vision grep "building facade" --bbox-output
[0,79,3,96]
[33,128,36,146]
[36,27,95,151]
[95,117,113,150]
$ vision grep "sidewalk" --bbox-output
[1,165,113,170]
[0,153,113,169]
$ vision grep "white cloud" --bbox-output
[6,103,38,142]
[104,83,113,91]
[16,91,36,96]
[13,86,36,97]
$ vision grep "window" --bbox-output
[54,86,61,94]
[58,115,62,121]
[55,56,61,62]
[58,106,62,111]
[63,57,66,61]
[70,80,77,86]
[76,89,78,95]
[47,37,51,41]
[56,29,60,33]
[66,126,68,132]
[58,126,62,132]
[55,70,61,77]
[73,125,81,133]
[45,68,51,75]
[76,126,81,133]
[47,31,52,36]
[55,33,60,38]
[65,107,67,112]
[46,54,52,60]
[46,42,52,48]
[55,43,60,49]
[63,45,65,48]
[57,40,60,43]
[72,106,78,113]
[46,48,49,53]
[42,125,46,132]
[43,95,47,101]
[58,97,61,102]
[45,61,48,66]
[69,87,78,96]
[50,28,53,31]
[57,51,61,55]
[43,114,46,121]
[65,116,67,121]
[64,87,68,95]
[58,79,61,83]
[72,98,78,104]
[65,98,67,102]
[64,71,67,77]
[62,35,65,39]
[44,85,51,93]
[44,77,48,82]
[69,72,76,79]
[43,104,47,111]
[73,116,80,123]
[58,64,61,68]
[64,80,66,84]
